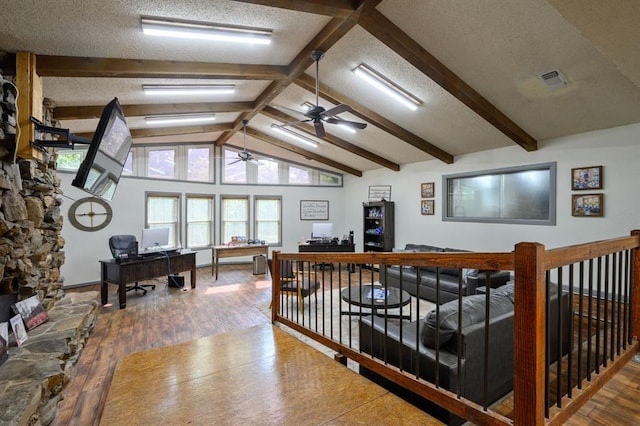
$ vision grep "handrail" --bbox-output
[271,231,640,425]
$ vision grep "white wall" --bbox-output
[343,122,640,253]
[60,121,640,286]
[60,175,347,286]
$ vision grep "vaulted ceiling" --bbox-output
[1,0,639,177]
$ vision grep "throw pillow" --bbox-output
[421,289,515,349]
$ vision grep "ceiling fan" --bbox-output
[229,120,260,165]
[274,49,367,138]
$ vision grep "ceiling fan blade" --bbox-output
[314,120,326,138]
[324,117,368,129]
[322,104,351,117]
[228,158,242,165]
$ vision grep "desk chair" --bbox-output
[268,259,319,314]
[108,235,156,295]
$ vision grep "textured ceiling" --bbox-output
[1,0,639,175]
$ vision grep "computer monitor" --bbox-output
[140,227,170,251]
[312,223,333,239]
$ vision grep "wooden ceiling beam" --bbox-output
[35,55,288,80]
[359,10,538,152]
[74,123,233,140]
[295,74,454,164]
[230,0,357,17]
[246,127,362,177]
[54,102,254,120]
[261,106,400,171]
[215,0,383,146]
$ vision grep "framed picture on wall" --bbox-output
[572,193,603,217]
[421,200,435,215]
[571,166,602,190]
[300,200,329,220]
[421,182,435,198]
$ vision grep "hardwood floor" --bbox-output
[53,264,274,426]
[55,264,640,425]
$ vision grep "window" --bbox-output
[146,193,181,247]
[187,147,211,181]
[221,196,249,244]
[122,151,134,175]
[257,159,279,184]
[319,172,340,185]
[254,196,281,245]
[148,149,176,179]
[443,162,556,225]
[221,146,342,187]
[223,149,247,183]
[289,165,310,184]
[56,150,85,171]
[186,195,214,248]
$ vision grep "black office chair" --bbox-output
[108,235,156,295]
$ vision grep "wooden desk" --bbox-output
[100,252,196,309]
[298,243,355,253]
[298,243,356,272]
[212,244,269,279]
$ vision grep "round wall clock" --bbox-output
[68,197,113,232]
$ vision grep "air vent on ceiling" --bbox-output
[540,69,569,90]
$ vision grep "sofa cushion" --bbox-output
[421,284,515,349]
[404,244,444,253]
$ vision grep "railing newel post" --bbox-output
[514,242,546,426]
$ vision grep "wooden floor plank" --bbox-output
[54,263,640,426]
[101,324,440,425]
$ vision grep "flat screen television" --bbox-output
[140,227,171,252]
[71,97,133,200]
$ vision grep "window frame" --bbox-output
[253,195,282,246]
[443,162,557,226]
[186,193,215,249]
[220,195,249,245]
[145,192,182,247]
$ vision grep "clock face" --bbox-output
[68,197,113,232]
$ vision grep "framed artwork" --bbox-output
[421,200,435,215]
[368,185,391,202]
[572,193,603,217]
[421,182,435,198]
[300,200,329,220]
[572,166,602,190]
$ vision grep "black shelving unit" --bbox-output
[363,201,395,252]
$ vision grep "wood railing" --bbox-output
[270,231,639,425]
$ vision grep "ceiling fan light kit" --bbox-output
[143,84,235,96]
[145,114,216,126]
[276,50,368,138]
[229,120,262,165]
[353,63,422,111]
[141,16,272,45]
[271,124,319,148]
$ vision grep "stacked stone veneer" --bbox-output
[0,155,98,425]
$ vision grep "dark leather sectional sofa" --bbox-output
[380,243,512,304]
[359,283,572,425]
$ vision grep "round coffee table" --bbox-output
[340,284,411,319]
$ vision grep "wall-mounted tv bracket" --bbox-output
[30,116,91,151]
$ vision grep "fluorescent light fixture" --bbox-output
[300,102,355,133]
[145,114,216,126]
[271,124,318,148]
[143,84,235,96]
[353,63,422,111]
[141,16,272,45]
